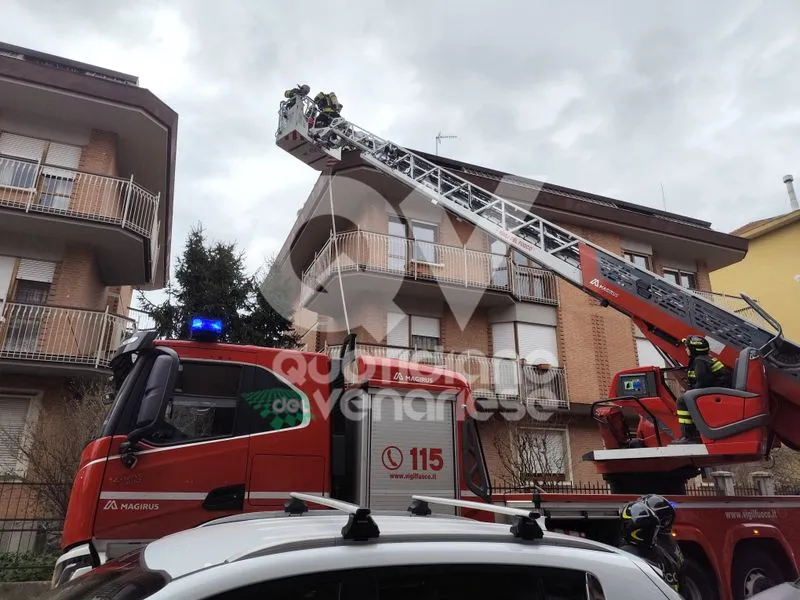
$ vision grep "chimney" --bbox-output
[783,174,799,211]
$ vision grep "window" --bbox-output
[623,251,651,270]
[387,216,407,271]
[0,133,81,207]
[412,221,437,263]
[386,313,441,362]
[0,133,45,189]
[207,564,603,600]
[489,238,509,287]
[518,427,569,479]
[663,268,697,290]
[146,361,240,444]
[0,395,33,476]
[636,338,666,368]
[387,216,439,265]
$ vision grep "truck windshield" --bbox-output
[38,551,166,600]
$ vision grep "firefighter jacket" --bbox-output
[653,533,685,594]
[687,354,731,389]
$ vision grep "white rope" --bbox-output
[328,174,351,334]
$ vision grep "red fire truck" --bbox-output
[52,98,800,600]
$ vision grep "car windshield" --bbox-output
[38,551,166,600]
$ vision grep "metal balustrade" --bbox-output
[0,302,136,369]
[323,342,569,410]
[0,155,159,238]
[302,230,559,306]
[693,290,776,332]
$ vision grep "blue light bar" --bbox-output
[190,316,223,338]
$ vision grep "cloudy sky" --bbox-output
[2,0,799,303]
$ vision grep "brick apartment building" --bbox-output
[274,149,751,486]
[0,42,177,480]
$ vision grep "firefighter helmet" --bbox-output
[640,494,676,532]
[620,500,659,548]
[682,335,710,356]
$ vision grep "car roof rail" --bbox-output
[411,495,544,540]
[287,492,380,541]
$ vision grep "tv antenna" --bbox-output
[435,131,457,156]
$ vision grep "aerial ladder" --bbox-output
[275,95,800,492]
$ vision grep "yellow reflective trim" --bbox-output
[678,418,694,424]
[630,529,643,541]
[676,410,691,416]
[711,360,725,372]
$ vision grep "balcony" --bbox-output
[0,302,135,375]
[324,342,570,411]
[0,156,160,286]
[301,230,559,311]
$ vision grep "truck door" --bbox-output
[95,355,256,558]
[353,387,459,514]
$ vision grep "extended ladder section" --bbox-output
[276,99,800,385]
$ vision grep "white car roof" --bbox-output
[143,507,624,580]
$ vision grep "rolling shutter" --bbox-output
[0,395,31,474]
[491,322,516,357]
[386,312,409,347]
[43,142,81,177]
[636,339,667,368]
[410,316,439,339]
[0,133,46,161]
[517,323,559,366]
[16,259,56,283]
[491,322,517,394]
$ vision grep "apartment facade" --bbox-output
[273,149,754,487]
[711,208,800,342]
[0,42,177,478]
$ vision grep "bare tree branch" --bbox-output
[0,377,110,518]
[492,413,569,490]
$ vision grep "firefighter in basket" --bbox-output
[672,335,733,444]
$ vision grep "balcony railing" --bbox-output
[693,290,776,332]
[324,342,570,410]
[0,302,136,369]
[302,230,559,306]
[0,155,159,238]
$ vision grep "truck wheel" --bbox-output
[682,559,718,600]
[731,549,784,600]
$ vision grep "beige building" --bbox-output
[275,150,753,486]
[0,42,177,478]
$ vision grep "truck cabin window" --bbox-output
[146,361,241,445]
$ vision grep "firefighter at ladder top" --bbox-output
[313,91,343,128]
[672,335,732,444]
[641,494,685,595]
[283,84,310,110]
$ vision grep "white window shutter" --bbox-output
[410,316,439,339]
[0,395,32,474]
[16,259,56,283]
[0,133,46,161]
[491,322,517,394]
[491,322,516,357]
[636,339,667,368]
[43,142,82,177]
[386,312,409,347]
[517,323,559,366]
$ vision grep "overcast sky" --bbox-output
[2,0,799,305]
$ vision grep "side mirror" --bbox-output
[126,347,180,448]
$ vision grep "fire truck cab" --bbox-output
[54,320,488,586]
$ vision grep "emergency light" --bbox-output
[189,316,223,341]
